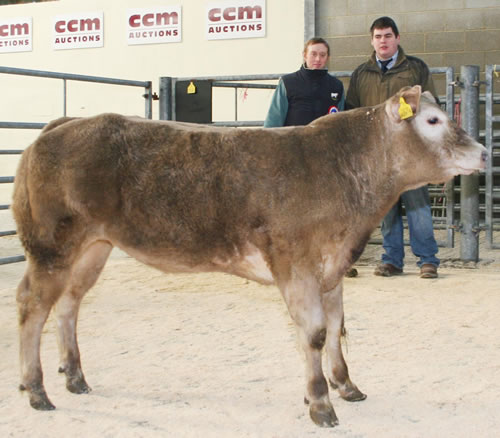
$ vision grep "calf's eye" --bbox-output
[428,117,439,125]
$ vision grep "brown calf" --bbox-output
[12,86,486,427]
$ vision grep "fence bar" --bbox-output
[0,255,25,265]
[0,230,16,237]
[485,65,494,248]
[175,73,285,82]
[0,65,150,87]
[213,82,277,89]
[445,66,455,247]
[459,65,481,261]
[211,121,264,127]
[0,150,23,154]
[0,122,46,129]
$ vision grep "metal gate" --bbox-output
[484,64,500,249]
[0,66,153,265]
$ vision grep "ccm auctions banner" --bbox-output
[127,6,182,45]
[53,12,103,50]
[206,0,265,40]
[0,17,32,53]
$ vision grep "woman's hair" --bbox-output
[303,37,330,56]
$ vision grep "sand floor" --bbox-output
[1,240,499,437]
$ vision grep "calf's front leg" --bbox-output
[279,274,338,427]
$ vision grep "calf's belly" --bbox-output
[117,242,276,285]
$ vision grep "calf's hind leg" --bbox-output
[54,241,113,395]
[17,266,71,410]
[323,282,366,402]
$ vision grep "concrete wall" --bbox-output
[316,0,500,94]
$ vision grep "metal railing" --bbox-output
[0,66,153,120]
[0,66,154,265]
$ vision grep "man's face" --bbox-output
[303,43,329,69]
[371,27,400,60]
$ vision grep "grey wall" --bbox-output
[315,0,500,93]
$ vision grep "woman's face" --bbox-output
[303,43,329,70]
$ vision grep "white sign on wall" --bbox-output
[53,12,104,50]
[0,17,32,53]
[206,0,265,40]
[127,6,182,45]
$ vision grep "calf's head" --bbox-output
[385,86,487,191]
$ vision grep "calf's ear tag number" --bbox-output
[399,97,413,120]
[187,81,197,94]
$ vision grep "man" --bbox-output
[265,37,358,278]
[346,16,440,279]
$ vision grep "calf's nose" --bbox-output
[482,150,488,163]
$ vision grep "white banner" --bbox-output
[127,6,182,45]
[206,0,265,41]
[0,17,32,53]
[53,12,104,50]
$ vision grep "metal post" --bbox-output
[144,81,153,119]
[445,66,455,247]
[484,65,495,248]
[159,77,173,120]
[459,65,481,261]
[63,78,67,116]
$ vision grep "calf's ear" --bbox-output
[421,90,438,104]
[387,85,422,123]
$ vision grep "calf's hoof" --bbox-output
[66,376,92,394]
[329,379,367,402]
[340,386,367,402]
[66,379,92,394]
[30,395,56,411]
[20,384,56,411]
[309,402,339,427]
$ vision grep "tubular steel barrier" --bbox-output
[0,66,153,119]
[0,66,154,265]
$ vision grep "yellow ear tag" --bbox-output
[187,81,197,94]
[398,97,413,120]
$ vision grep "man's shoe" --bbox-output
[345,267,358,278]
[374,263,403,277]
[420,264,438,279]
